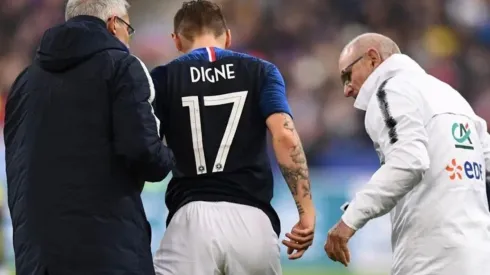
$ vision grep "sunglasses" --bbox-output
[114,16,135,36]
[340,55,363,86]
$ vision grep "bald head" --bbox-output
[338,33,401,99]
[341,33,400,60]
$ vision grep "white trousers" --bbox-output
[154,201,282,275]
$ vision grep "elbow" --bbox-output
[149,146,174,182]
[385,155,428,184]
[145,169,171,183]
[412,153,430,174]
[413,166,428,183]
[143,159,173,183]
[137,142,175,182]
[271,129,297,148]
[415,151,430,173]
[388,140,430,172]
[388,155,429,177]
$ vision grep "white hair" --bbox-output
[65,0,130,21]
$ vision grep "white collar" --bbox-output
[353,54,425,111]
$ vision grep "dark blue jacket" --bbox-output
[4,15,173,275]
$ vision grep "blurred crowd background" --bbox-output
[1,0,490,274]
[3,0,490,165]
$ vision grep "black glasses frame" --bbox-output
[340,55,363,85]
[115,16,135,36]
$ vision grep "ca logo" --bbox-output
[451,122,474,150]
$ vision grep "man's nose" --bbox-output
[343,85,353,97]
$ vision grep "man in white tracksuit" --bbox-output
[325,33,490,275]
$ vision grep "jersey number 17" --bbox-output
[181,91,248,175]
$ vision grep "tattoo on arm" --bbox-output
[278,114,313,203]
[283,115,295,133]
[295,199,305,215]
[302,180,312,199]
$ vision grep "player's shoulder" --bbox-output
[218,49,284,81]
[215,48,268,64]
[219,49,279,71]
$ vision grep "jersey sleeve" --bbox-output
[259,62,293,119]
[112,56,173,182]
[342,86,430,230]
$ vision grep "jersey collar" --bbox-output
[354,54,425,111]
[189,47,223,62]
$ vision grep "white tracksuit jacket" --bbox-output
[342,54,490,275]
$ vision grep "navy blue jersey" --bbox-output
[151,47,291,236]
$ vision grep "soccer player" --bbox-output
[325,33,490,275]
[150,1,315,274]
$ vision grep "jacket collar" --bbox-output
[354,54,425,110]
[67,15,107,28]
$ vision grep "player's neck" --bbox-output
[186,37,225,53]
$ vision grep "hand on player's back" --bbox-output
[282,213,315,260]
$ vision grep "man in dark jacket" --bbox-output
[4,0,174,274]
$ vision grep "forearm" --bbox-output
[272,115,313,216]
[342,164,423,230]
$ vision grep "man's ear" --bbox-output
[366,48,381,68]
[171,33,184,52]
[106,16,117,35]
[225,29,232,49]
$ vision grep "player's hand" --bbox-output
[324,219,356,267]
[282,214,315,260]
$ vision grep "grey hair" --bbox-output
[342,33,401,60]
[65,0,130,21]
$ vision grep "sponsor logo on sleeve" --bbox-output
[451,122,474,150]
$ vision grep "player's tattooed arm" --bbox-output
[279,115,311,197]
[267,113,313,216]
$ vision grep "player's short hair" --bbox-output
[65,0,130,21]
[173,0,228,41]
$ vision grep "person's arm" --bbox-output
[475,117,490,210]
[483,132,490,211]
[112,55,174,182]
[483,132,490,173]
[4,67,29,156]
[149,65,167,138]
[4,67,29,133]
[268,114,313,213]
[260,62,314,216]
[475,118,490,174]
[342,87,430,230]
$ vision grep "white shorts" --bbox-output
[154,201,282,275]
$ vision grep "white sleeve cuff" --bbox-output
[341,211,361,231]
[341,200,367,231]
